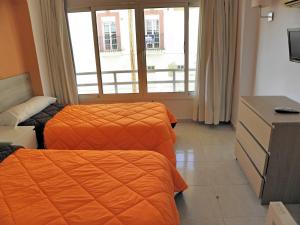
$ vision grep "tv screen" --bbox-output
[288,28,300,63]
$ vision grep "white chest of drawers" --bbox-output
[235,96,300,204]
[0,126,37,149]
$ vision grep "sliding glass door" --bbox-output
[68,12,98,94]
[67,2,200,97]
[96,9,139,94]
[144,7,185,93]
[188,7,200,92]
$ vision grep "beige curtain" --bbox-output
[40,0,78,104]
[193,0,239,125]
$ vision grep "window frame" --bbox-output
[97,11,122,52]
[67,0,199,100]
[144,10,164,50]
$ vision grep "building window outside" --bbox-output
[147,66,156,70]
[103,20,118,51]
[97,12,121,52]
[177,65,184,70]
[145,18,160,49]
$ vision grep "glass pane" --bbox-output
[147,71,173,82]
[176,72,184,81]
[102,73,115,83]
[148,83,174,93]
[117,84,139,93]
[68,12,98,94]
[103,85,115,94]
[96,9,139,94]
[78,86,98,94]
[144,8,185,93]
[189,7,200,92]
[189,81,195,92]
[116,72,138,83]
[176,83,184,92]
[76,74,98,85]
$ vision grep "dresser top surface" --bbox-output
[241,96,300,125]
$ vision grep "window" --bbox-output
[144,10,163,50]
[145,7,184,93]
[177,65,184,70]
[147,66,155,70]
[145,18,160,49]
[188,7,200,92]
[97,12,121,52]
[97,9,138,94]
[68,12,98,94]
[103,21,117,50]
[67,2,200,96]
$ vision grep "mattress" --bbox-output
[18,103,65,148]
[0,148,187,225]
[44,102,177,165]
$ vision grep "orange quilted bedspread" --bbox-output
[44,102,177,165]
[0,149,187,225]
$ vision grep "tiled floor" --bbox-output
[174,122,300,225]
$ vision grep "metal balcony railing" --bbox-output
[76,68,196,93]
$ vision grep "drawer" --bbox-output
[236,123,268,175]
[235,141,264,198]
[239,102,272,150]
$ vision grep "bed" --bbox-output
[0,74,177,165]
[17,102,177,164]
[43,102,177,165]
[18,103,176,151]
[0,145,187,225]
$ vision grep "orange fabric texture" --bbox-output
[0,149,187,225]
[45,102,177,165]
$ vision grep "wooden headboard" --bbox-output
[0,73,33,113]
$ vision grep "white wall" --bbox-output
[254,0,300,102]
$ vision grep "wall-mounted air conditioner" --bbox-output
[283,0,300,7]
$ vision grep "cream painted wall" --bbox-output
[254,0,300,102]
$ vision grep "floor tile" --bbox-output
[214,185,267,218]
[181,217,225,225]
[208,161,248,186]
[174,122,271,224]
[224,217,266,225]
[176,148,206,162]
[176,161,213,186]
[201,145,235,162]
[176,160,248,186]
[176,186,223,222]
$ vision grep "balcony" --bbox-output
[76,69,196,94]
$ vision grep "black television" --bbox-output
[288,28,300,63]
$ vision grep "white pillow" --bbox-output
[0,96,57,127]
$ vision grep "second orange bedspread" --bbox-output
[45,102,177,164]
